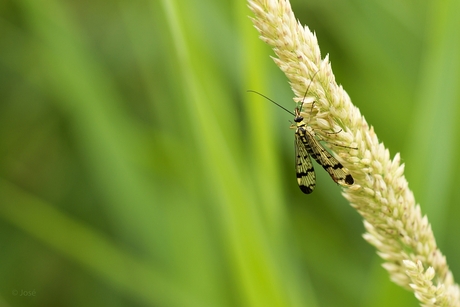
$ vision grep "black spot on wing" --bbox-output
[299,184,314,194]
[344,174,354,185]
[296,168,314,178]
[321,162,343,171]
[332,162,344,170]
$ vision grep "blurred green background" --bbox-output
[1,0,460,306]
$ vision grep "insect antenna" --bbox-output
[297,69,321,114]
[247,90,296,116]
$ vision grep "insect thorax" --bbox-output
[295,121,314,135]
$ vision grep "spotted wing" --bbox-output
[301,128,354,186]
[295,133,316,194]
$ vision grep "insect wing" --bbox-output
[295,132,316,194]
[301,128,354,186]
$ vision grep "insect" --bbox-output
[248,76,354,193]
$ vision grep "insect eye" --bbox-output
[294,116,303,122]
